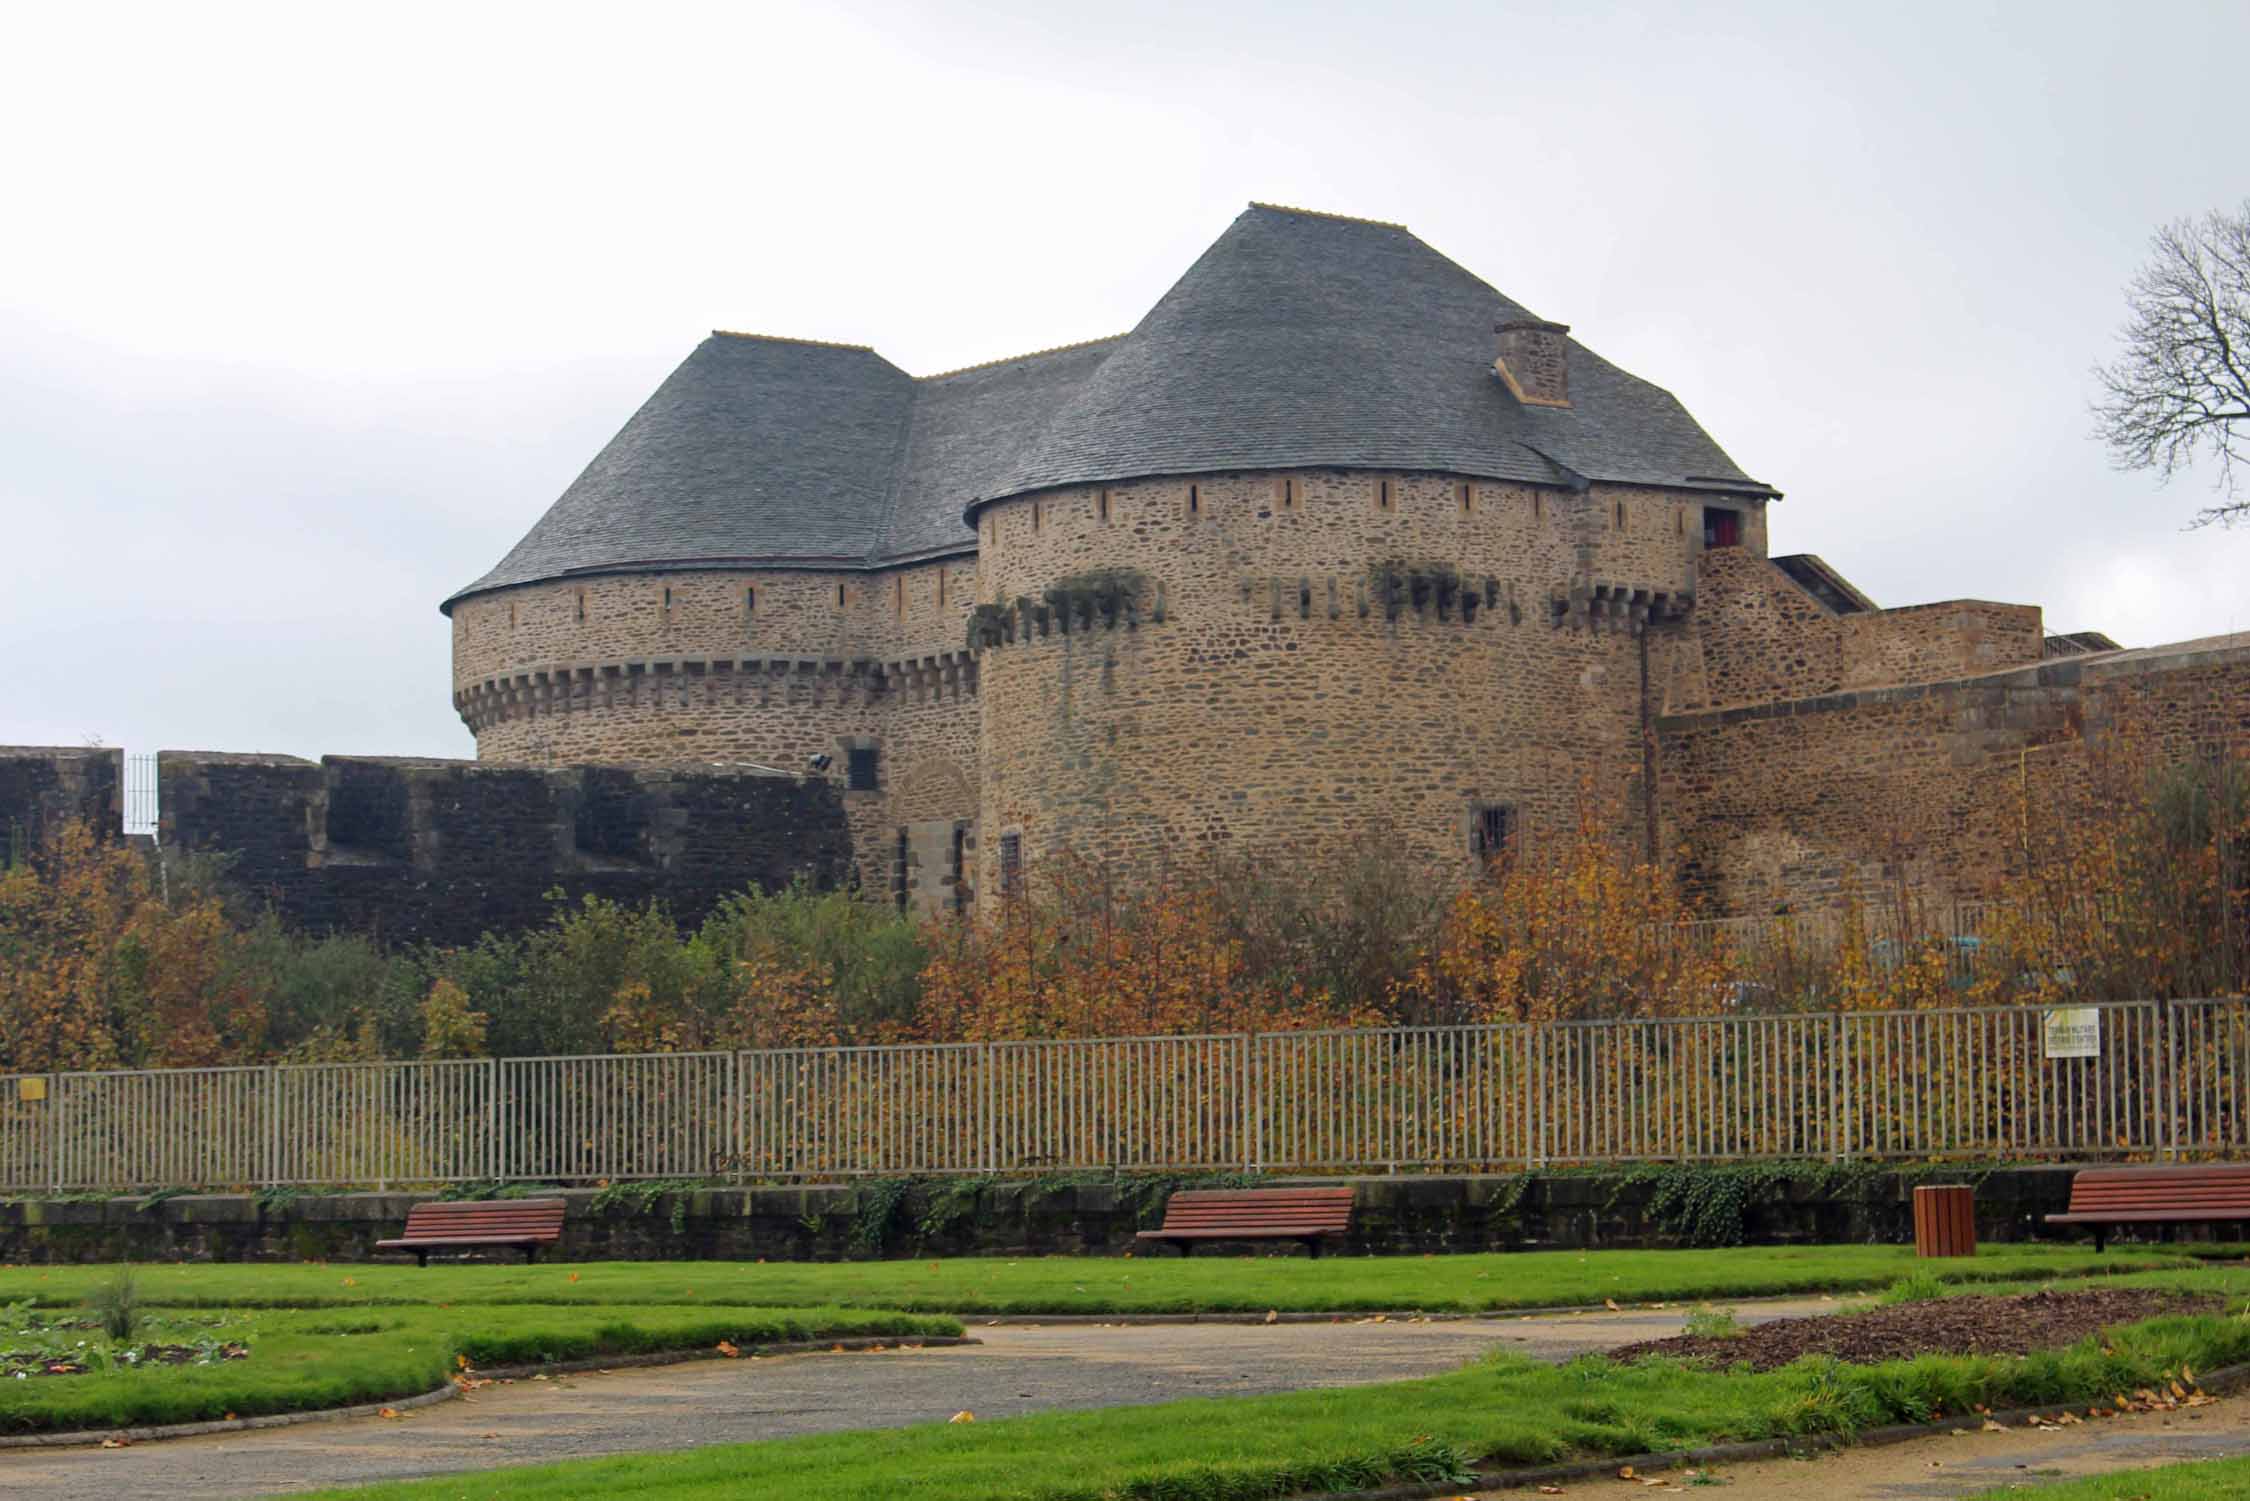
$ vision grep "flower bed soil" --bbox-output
[1610,1289,2220,1372]
[2,1343,248,1378]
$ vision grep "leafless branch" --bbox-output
[2091,201,2250,527]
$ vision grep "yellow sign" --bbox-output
[16,1077,47,1103]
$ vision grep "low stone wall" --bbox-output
[0,1166,2121,1265]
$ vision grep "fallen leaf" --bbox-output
[379,1408,401,1420]
[949,1410,975,1423]
[716,1341,740,1358]
[1265,1310,1279,1324]
[457,1354,471,1370]
[1538,1488,1563,1496]
[567,1272,581,1284]
[1982,1420,2006,1432]
[1620,1465,1638,1478]
[100,1438,129,1449]
[1605,1299,1621,1311]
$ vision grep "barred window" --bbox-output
[847,746,879,792]
[1472,803,1515,862]
[999,832,1023,898]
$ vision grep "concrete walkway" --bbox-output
[0,1298,1835,1498]
[1488,1393,2250,1498]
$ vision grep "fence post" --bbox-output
[486,1057,502,1182]
[50,1076,63,1194]
[265,1066,279,1187]
[1243,1034,1258,1172]
[2163,1000,2178,1163]
[981,1042,995,1175]
[1831,1012,1847,1161]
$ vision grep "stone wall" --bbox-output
[1657,636,2250,913]
[0,1166,2113,1265]
[0,746,120,847]
[970,470,1746,895]
[1663,549,2044,715]
[159,752,853,946]
[452,560,982,892]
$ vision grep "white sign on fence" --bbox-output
[2042,1007,2102,1060]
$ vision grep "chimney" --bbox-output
[1493,319,1571,408]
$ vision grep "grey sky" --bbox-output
[4,0,2244,761]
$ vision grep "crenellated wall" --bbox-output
[0,747,120,848]
[158,752,853,946]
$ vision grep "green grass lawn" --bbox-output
[0,1292,959,1434]
[305,1291,2250,1501]
[0,1242,2203,1317]
[1965,1457,2250,1500]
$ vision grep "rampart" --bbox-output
[0,747,853,947]
[0,746,120,848]
[1657,634,2250,912]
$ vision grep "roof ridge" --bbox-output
[1247,201,1408,231]
[917,333,1128,381]
[710,329,877,353]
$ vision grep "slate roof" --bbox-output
[446,204,1773,610]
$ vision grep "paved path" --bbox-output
[1485,1392,2250,1498]
[0,1299,1836,1498]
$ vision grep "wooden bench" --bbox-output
[2045,1166,2250,1253]
[375,1198,566,1267]
[1134,1187,1356,1258]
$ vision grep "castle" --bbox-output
[447,203,2250,917]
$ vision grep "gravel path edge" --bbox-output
[0,1335,980,1451]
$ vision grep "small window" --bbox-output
[896,576,905,618]
[575,589,587,622]
[1533,492,1544,522]
[837,582,847,608]
[998,831,1023,898]
[1098,489,1111,522]
[1459,482,1473,515]
[508,602,517,627]
[744,585,756,616]
[847,746,879,792]
[661,586,672,618]
[1472,804,1515,863]
[1377,479,1392,512]
[1703,507,1742,548]
[1281,477,1297,510]
[1032,501,1042,533]
[1615,499,1626,529]
[937,570,946,608]
[988,518,997,545]
[1188,484,1201,516]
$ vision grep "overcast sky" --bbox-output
[4,0,2245,761]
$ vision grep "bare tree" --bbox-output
[2092,202,2250,526]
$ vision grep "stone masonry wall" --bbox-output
[1665,549,2044,715]
[971,470,1748,895]
[0,1166,2113,1264]
[452,560,982,893]
[1658,639,2250,913]
[160,752,853,946]
[0,746,120,848]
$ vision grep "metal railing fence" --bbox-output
[1,999,2243,1191]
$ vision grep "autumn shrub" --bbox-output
[1405,797,1736,1022]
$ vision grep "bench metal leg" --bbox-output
[525,1246,539,1265]
[2094,1228,2106,1254]
[1304,1238,1322,1260]
[416,1249,429,1269]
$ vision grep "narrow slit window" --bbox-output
[1459,482,1473,514]
[937,571,946,608]
[1032,501,1042,533]
[1615,499,1626,529]
[1534,492,1544,522]
[1378,479,1392,512]
[661,586,672,618]
[575,589,586,622]
[999,832,1023,899]
[837,582,847,608]
[508,602,517,627]
[1098,489,1111,522]
[896,576,905,618]
[1281,477,1297,510]
[1188,484,1200,517]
